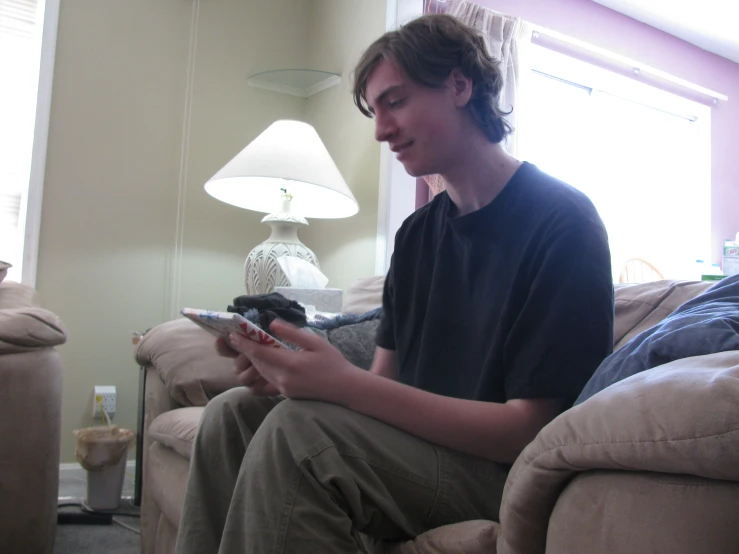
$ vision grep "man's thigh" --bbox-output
[255,399,506,537]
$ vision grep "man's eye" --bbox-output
[388,98,405,109]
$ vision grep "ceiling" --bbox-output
[592,0,739,64]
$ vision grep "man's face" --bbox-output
[365,58,463,177]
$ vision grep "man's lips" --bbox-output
[391,141,413,154]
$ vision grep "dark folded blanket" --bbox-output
[308,307,383,330]
[575,273,739,405]
[228,293,307,329]
[228,297,383,369]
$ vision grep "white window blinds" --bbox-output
[0,0,39,277]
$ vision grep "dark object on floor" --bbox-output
[57,511,112,525]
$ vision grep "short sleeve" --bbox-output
[375,256,396,350]
[503,223,614,406]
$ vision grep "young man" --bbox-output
[175,14,614,554]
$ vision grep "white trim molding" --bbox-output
[22,0,60,287]
[531,26,728,104]
[374,0,423,275]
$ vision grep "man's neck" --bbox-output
[441,141,523,217]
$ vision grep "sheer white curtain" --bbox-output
[423,0,530,200]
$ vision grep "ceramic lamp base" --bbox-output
[244,211,319,294]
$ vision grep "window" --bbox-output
[518,44,712,282]
[0,0,44,283]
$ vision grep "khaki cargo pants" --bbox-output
[175,388,507,554]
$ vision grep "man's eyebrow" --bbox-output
[368,84,405,114]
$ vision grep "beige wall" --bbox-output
[301,0,384,286]
[38,0,384,463]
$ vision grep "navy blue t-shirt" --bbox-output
[376,162,614,408]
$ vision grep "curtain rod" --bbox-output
[530,26,729,104]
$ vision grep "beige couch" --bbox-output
[135,278,739,553]
[0,281,67,554]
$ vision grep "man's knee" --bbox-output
[252,399,366,462]
[197,387,274,446]
[200,387,250,425]
[260,399,347,433]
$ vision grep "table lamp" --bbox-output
[204,119,359,294]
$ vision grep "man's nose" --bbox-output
[374,113,397,143]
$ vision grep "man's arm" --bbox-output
[369,346,398,380]
[364,348,556,463]
[230,324,561,464]
[344,369,562,464]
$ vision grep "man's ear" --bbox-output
[448,67,473,108]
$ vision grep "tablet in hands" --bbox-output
[181,308,288,349]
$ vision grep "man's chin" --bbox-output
[400,162,430,178]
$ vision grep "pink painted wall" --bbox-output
[430,0,739,263]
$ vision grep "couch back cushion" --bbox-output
[135,319,241,407]
[342,276,384,314]
[613,280,713,350]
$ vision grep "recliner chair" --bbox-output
[0,280,67,554]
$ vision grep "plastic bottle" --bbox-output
[723,237,739,276]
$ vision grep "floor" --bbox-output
[55,464,141,554]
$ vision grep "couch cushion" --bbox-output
[149,407,203,460]
[613,279,712,350]
[147,441,191,533]
[498,350,739,554]
[342,276,384,314]
[135,318,241,406]
[578,275,739,404]
[547,470,739,554]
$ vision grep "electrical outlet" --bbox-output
[92,385,116,420]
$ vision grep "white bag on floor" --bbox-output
[73,425,134,471]
[73,425,135,511]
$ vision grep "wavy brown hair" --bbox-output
[352,14,512,144]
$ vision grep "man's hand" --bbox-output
[215,336,281,396]
[226,319,364,403]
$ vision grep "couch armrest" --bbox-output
[135,318,240,407]
[0,281,41,310]
[498,350,739,554]
[0,307,66,354]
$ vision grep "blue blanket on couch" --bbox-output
[575,273,739,406]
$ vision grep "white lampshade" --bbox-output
[204,120,358,219]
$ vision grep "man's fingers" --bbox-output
[234,353,253,375]
[215,336,238,358]
[229,332,297,367]
[249,377,280,397]
[269,320,326,351]
[237,366,260,386]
